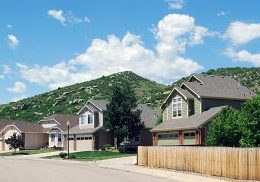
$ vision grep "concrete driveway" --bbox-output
[0,157,175,182]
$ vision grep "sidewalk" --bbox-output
[97,156,227,182]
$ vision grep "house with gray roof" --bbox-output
[151,74,255,146]
[66,99,160,151]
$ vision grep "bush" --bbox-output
[69,154,76,159]
[59,152,68,159]
[102,144,113,151]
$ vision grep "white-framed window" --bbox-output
[50,134,55,142]
[87,114,94,124]
[172,96,182,118]
[80,112,94,125]
[58,134,62,142]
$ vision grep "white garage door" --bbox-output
[76,135,93,151]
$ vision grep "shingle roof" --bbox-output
[0,119,44,133]
[89,100,109,111]
[136,104,161,128]
[151,106,225,132]
[69,125,103,134]
[40,114,79,132]
[182,74,255,100]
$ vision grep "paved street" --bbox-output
[0,157,174,182]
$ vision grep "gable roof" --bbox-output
[181,74,255,100]
[0,119,44,133]
[77,99,109,114]
[40,114,79,132]
[151,106,225,132]
[89,100,109,111]
[161,86,194,109]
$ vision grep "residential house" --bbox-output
[151,74,255,146]
[0,119,48,151]
[67,100,160,151]
[38,114,79,148]
[0,100,159,152]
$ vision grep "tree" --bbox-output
[105,82,144,148]
[207,107,242,147]
[156,113,163,125]
[5,133,24,152]
[239,95,260,147]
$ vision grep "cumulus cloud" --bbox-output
[224,21,260,45]
[7,81,27,93]
[17,14,208,90]
[166,0,185,10]
[7,34,19,49]
[225,48,260,66]
[48,9,90,26]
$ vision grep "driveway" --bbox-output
[0,157,175,182]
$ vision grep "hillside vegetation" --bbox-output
[0,71,167,122]
[0,67,259,122]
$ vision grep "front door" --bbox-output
[49,133,64,148]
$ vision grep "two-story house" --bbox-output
[151,74,255,146]
[66,100,160,151]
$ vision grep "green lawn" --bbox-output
[45,151,134,161]
[0,149,56,156]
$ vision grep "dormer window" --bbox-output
[172,96,182,118]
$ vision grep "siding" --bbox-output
[194,97,201,114]
[163,92,189,121]
[201,98,244,111]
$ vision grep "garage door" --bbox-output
[183,131,196,145]
[157,133,179,146]
[75,135,93,151]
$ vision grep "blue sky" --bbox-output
[1,0,260,104]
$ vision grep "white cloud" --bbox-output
[48,10,66,25]
[7,81,27,93]
[3,65,11,74]
[0,75,4,80]
[17,14,207,89]
[6,24,13,29]
[48,9,90,26]
[217,11,228,17]
[224,21,260,45]
[166,0,184,10]
[7,34,19,49]
[225,48,260,66]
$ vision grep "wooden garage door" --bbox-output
[76,135,93,151]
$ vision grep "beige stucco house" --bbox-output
[0,119,48,151]
[151,74,255,146]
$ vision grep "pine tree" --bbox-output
[105,82,144,148]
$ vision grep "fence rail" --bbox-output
[137,146,260,180]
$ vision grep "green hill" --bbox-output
[0,71,167,122]
[0,67,259,123]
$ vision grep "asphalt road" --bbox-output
[0,158,173,182]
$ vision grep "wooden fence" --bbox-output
[138,146,260,180]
